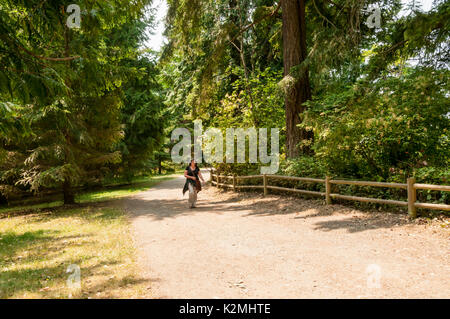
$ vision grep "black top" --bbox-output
[185,165,199,178]
[183,165,200,195]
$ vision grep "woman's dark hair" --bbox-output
[190,159,198,168]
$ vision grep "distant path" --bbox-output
[123,170,449,298]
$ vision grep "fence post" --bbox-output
[325,176,331,205]
[263,174,268,196]
[407,177,417,218]
[233,175,236,191]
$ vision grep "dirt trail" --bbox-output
[123,171,449,298]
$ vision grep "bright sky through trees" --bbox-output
[145,0,168,51]
[144,0,435,52]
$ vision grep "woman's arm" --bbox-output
[198,170,205,182]
[184,170,196,180]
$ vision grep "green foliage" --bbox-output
[161,0,449,211]
[282,156,327,179]
[210,67,285,129]
[1,0,449,211]
[0,0,164,203]
[304,67,450,180]
[161,0,283,127]
[367,0,449,75]
[118,55,165,180]
[279,156,449,206]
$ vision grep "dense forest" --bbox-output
[0,0,165,204]
[0,0,449,206]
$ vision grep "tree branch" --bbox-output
[2,34,80,62]
[229,1,281,43]
[19,44,80,61]
[241,1,281,33]
[312,0,337,29]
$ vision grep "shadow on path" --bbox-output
[124,174,416,233]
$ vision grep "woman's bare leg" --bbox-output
[192,189,197,207]
[188,183,196,208]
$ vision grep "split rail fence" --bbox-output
[209,169,450,218]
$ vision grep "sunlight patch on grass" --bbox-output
[77,174,176,203]
[0,205,151,299]
[0,174,178,215]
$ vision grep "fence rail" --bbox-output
[209,170,450,218]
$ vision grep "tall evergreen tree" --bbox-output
[0,0,161,204]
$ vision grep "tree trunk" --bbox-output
[282,0,313,158]
[158,158,162,175]
[63,180,75,205]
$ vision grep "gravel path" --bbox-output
[123,170,449,298]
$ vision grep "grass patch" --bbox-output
[0,173,177,215]
[0,201,64,216]
[77,174,176,203]
[0,205,151,299]
[0,173,180,298]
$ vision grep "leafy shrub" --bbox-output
[303,67,450,180]
[281,156,327,178]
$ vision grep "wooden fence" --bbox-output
[209,170,450,218]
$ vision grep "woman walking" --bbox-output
[183,160,205,208]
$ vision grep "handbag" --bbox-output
[188,165,202,192]
[195,179,202,192]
